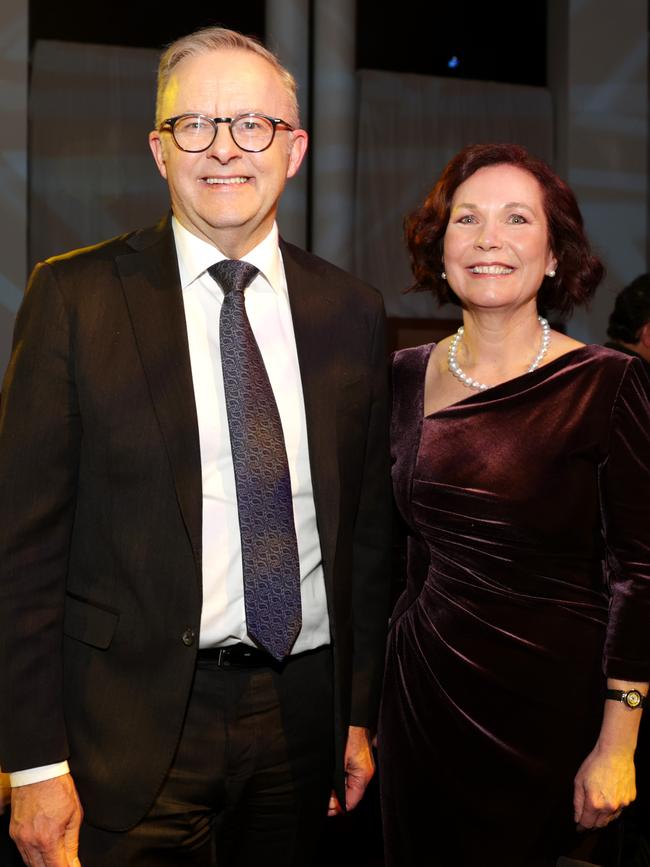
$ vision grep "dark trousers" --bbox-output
[1,808,23,867]
[79,647,334,866]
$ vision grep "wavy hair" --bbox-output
[405,143,604,316]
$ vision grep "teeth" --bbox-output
[204,177,247,185]
[470,265,514,275]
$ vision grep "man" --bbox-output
[605,273,650,370]
[0,27,391,867]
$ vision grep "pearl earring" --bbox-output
[547,270,556,278]
[441,271,447,280]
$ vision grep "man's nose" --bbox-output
[207,123,241,161]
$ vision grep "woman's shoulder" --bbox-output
[392,342,436,376]
[390,344,436,419]
[572,343,646,379]
[547,340,642,378]
[571,345,650,424]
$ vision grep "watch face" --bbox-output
[626,690,642,708]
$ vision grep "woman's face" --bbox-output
[443,164,557,313]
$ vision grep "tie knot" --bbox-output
[208,260,260,296]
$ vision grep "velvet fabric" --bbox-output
[379,344,650,867]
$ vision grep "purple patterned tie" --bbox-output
[209,260,302,660]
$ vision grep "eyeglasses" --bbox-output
[159,112,295,153]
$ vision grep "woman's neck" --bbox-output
[457,306,546,381]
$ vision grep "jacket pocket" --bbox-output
[63,592,120,650]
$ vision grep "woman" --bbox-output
[378,143,650,867]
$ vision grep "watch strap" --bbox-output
[606,688,646,709]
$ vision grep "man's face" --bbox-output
[149,49,307,258]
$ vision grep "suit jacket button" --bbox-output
[181,627,195,647]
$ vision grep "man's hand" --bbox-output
[10,774,83,867]
[573,742,636,830]
[327,725,375,816]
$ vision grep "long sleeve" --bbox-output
[0,261,81,771]
[601,358,650,681]
[349,298,392,728]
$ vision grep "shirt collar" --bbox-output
[172,217,285,297]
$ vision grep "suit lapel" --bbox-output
[117,217,203,573]
[281,241,340,572]
[114,228,341,588]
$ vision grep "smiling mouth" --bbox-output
[469,265,514,275]
[203,176,249,185]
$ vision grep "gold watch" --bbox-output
[605,688,646,709]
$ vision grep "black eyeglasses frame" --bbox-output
[159,112,295,153]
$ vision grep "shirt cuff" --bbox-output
[9,761,70,787]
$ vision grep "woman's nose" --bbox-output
[474,223,501,250]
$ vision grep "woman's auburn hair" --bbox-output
[405,143,604,316]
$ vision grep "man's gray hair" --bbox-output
[155,26,300,129]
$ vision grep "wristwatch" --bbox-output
[605,688,646,709]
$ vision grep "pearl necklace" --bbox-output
[447,316,551,392]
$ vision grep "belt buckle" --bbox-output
[216,647,231,667]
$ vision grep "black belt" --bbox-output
[197,643,327,669]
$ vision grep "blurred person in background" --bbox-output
[605,273,650,371]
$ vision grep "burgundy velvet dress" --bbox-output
[379,345,650,867]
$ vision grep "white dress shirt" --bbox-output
[174,217,329,651]
[10,218,329,788]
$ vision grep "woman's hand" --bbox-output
[573,678,647,830]
[573,740,636,830]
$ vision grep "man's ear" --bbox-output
[286,130,308,179]
[148,131,168,181]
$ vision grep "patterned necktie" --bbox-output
[209,259,302,660]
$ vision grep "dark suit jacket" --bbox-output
[0,216,391,830]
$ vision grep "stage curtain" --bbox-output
[354,69,553,317]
